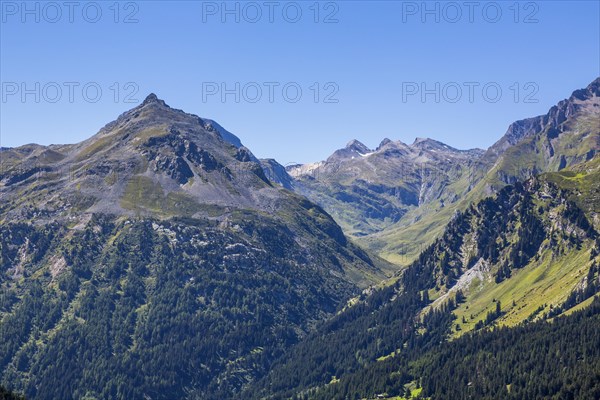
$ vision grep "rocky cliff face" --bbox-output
[484,77,600,178]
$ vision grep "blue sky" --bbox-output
[1,0,599,164]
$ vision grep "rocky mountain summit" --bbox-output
[0,94,285,221]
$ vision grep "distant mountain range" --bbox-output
[279,77,600,266]
[286,136,484,236]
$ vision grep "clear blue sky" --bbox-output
[1,0,599,164]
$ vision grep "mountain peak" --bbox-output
[409,137,479,155]
[570,76,600,101]
[412,137,446,148]
[325,139,372,162]
[345,139,371,154]
[412,137,431,144]
[141,93,168,107]
[377,138,393,150]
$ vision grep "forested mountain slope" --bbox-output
[306,297,600,400]
[0,95,390,399]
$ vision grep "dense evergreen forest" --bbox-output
[0,212,367,399]
[0,386,24,400]
[306,296,600,400]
